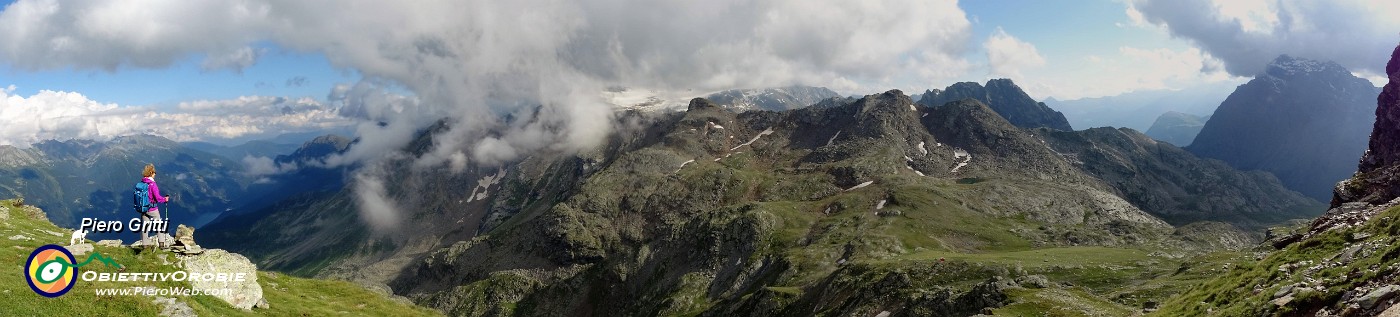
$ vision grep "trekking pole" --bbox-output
[162,197,172,248]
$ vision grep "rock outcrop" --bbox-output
[171,224,204,255]
[67,242,93,256]
[180,249,265,310]
[149,293,197,317]
[1336,44,1400,206]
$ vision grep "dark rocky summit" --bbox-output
[918,79,1073,131]
[1189,55,1380,201]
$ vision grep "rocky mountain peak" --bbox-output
[282,134,351,163]
[0,145,45,168]
[984,78,1021,90]
[1265,54,1350,79]
[1190,54,1378,201]
[856,89,912,112]
[1392,44,1400,75]
[686,97,721,112]
[1360,45,1400,171]
[917,79,1073,131]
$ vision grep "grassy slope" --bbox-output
[0,198,441,316]
[1153,205,1400,316]
[663,159,1246,316]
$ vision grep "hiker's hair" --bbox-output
[142,164,157,178]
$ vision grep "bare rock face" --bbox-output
[95,239,123,247]
[67,243,93,256]
[1337,44,1400,206]
[180,249,264,310]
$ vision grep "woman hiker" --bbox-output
[138,164,170,248]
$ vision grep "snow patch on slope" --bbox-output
[731,128,774,151]
[951,148,972,173]
[466,169,508,202]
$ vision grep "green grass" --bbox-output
[763,286,801,295]
[682,159,1210,312]
[1153,205,1400,316]
[0,199,441,316]
[892,247,1171,294]
[894,247,1153,268]
[996,288,1136,316]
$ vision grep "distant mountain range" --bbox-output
[0,135,246,239]
[183,140,302,161]
[1145,111,1210,146]
[0,132,340,242]
[704,86,842,112]
[1044,82,1237,131]
[1189,55,1379,201]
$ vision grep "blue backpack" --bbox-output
[133,181,155,214]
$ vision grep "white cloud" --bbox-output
[0,0,274,71]
[983,28,1046,81]
[0,0,978,232]
[242,155,298,177]
[1020,46,1240,100]
[0,0,976,170]
[1129,0,1400,76]
[1211,0,1278,33]
[352,167,399,231]
[0,88,352,146]
[200,46,264,73]
[1354,71,1388,87]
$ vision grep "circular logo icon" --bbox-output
[25,244,77,298]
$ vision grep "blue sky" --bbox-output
[1,43,354,108]
[962,0,1187,64]
[0,0,1394,147]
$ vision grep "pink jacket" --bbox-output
[142,177,168,212]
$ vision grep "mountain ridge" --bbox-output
[201,86,1319,315]
[1144,111,1210,147]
